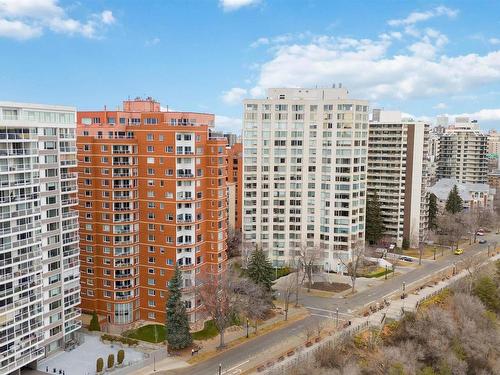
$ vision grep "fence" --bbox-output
[261,321,370,375]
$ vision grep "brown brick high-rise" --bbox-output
[76,98,227,327]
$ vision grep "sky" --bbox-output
[1,0,500,133]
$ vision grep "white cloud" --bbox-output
[388,6,458,26]
[222,87,247,105]
[145,37,160,46]
[433,103,447,110]
[0,0,115,40]
[100,10,115,25]
[215,115,242,133]
[244,30,500,102]
[220,0,260,12]
[0,18,41,39]
[448,109,500,122]
[250,37,269,48]
[489,38,500,45]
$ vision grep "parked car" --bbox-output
[479,239,487,244]
[454,248,464,255]
[400,256,414,262]
[476,230,485,236]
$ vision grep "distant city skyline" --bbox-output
[1,0,500,132]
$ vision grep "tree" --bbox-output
[280,271,296,321]
[445,185,463,214]
[165,266,192,349]
[340,241,365,293]
[428,193,438,231]
[474,276,500,313]
[89,311,100,331]
[437,213,462,251]
[366,192,385,244]
[227,228,242,258]
[247,245,274,292]
[117,350,125,365]
[197,269,255,348]
[236,278,271,333]
[107,354,114,369]
[96,358,104,374]
[299,245,322,292]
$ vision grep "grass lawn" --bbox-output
[123,324,166,343]
[361,267,392,278]
[192,320,219,341]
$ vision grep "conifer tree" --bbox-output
[445,185,463,214]
[247,245,274,291]
[428,193,438,230]
[366,192,385,244]
[165,266,192,349]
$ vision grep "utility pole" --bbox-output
[219,364,222,375]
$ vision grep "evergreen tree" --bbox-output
[428,193,438,231]
[89,311,100,331]
[366,192,385,244]
[445,185,463,214]
[247,245,274,291]
[165,266,192,349]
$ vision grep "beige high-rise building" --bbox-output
[368,110,430,248]
[437,118,488,184]
[243,87,369,272]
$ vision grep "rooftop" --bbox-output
[428,178,491,201]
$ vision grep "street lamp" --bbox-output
[402,281,406,299]
[433,247,436,260]
[219,364,222,375]
[392,264,395,278]
[153,353,156,372]
[246,318,249,338]
[385,264,388,280]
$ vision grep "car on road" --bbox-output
[479,239,487,244]
[454,248,464,255]
[476,230,485,236]
[399,256,414,262]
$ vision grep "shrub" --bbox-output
[117,349,124,365]
[89,311,100,331]
[107,354,114,369]
[474,276,500,313]
[101,334,138,346]
[96,358,103,373]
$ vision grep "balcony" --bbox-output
[61,172,78,180]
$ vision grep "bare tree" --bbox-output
[226,228,242,258]
[197,269,267,348]
[340,241,365,294]
[437,213,462,251]
[299,245,322,292]
[240,241,254,269]
[236,278,271,334]
[280,271,296,321]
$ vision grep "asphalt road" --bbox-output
[165,233,499,375]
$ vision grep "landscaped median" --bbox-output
[186,306,309,365]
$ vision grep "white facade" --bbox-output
[242,88,369,272]
[0,102,80,375]
[368,111,429,248]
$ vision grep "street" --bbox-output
[165,233,499,375]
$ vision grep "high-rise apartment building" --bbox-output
[226,143,242,231]
[368,110,430,248]
[243,88,369,272]
[0,102,80,375]
[437,118,488,184]
[76,98,227,327]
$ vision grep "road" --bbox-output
[165,233,499,375]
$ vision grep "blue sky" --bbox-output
[1,0,500,132]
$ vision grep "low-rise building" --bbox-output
[428,178,494,210]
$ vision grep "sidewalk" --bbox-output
[186,304,308,364]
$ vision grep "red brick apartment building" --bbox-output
[76,98,227,327]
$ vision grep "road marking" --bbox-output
[222,360,250,375]
[311,313,333,318]
[305,306,353,316]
